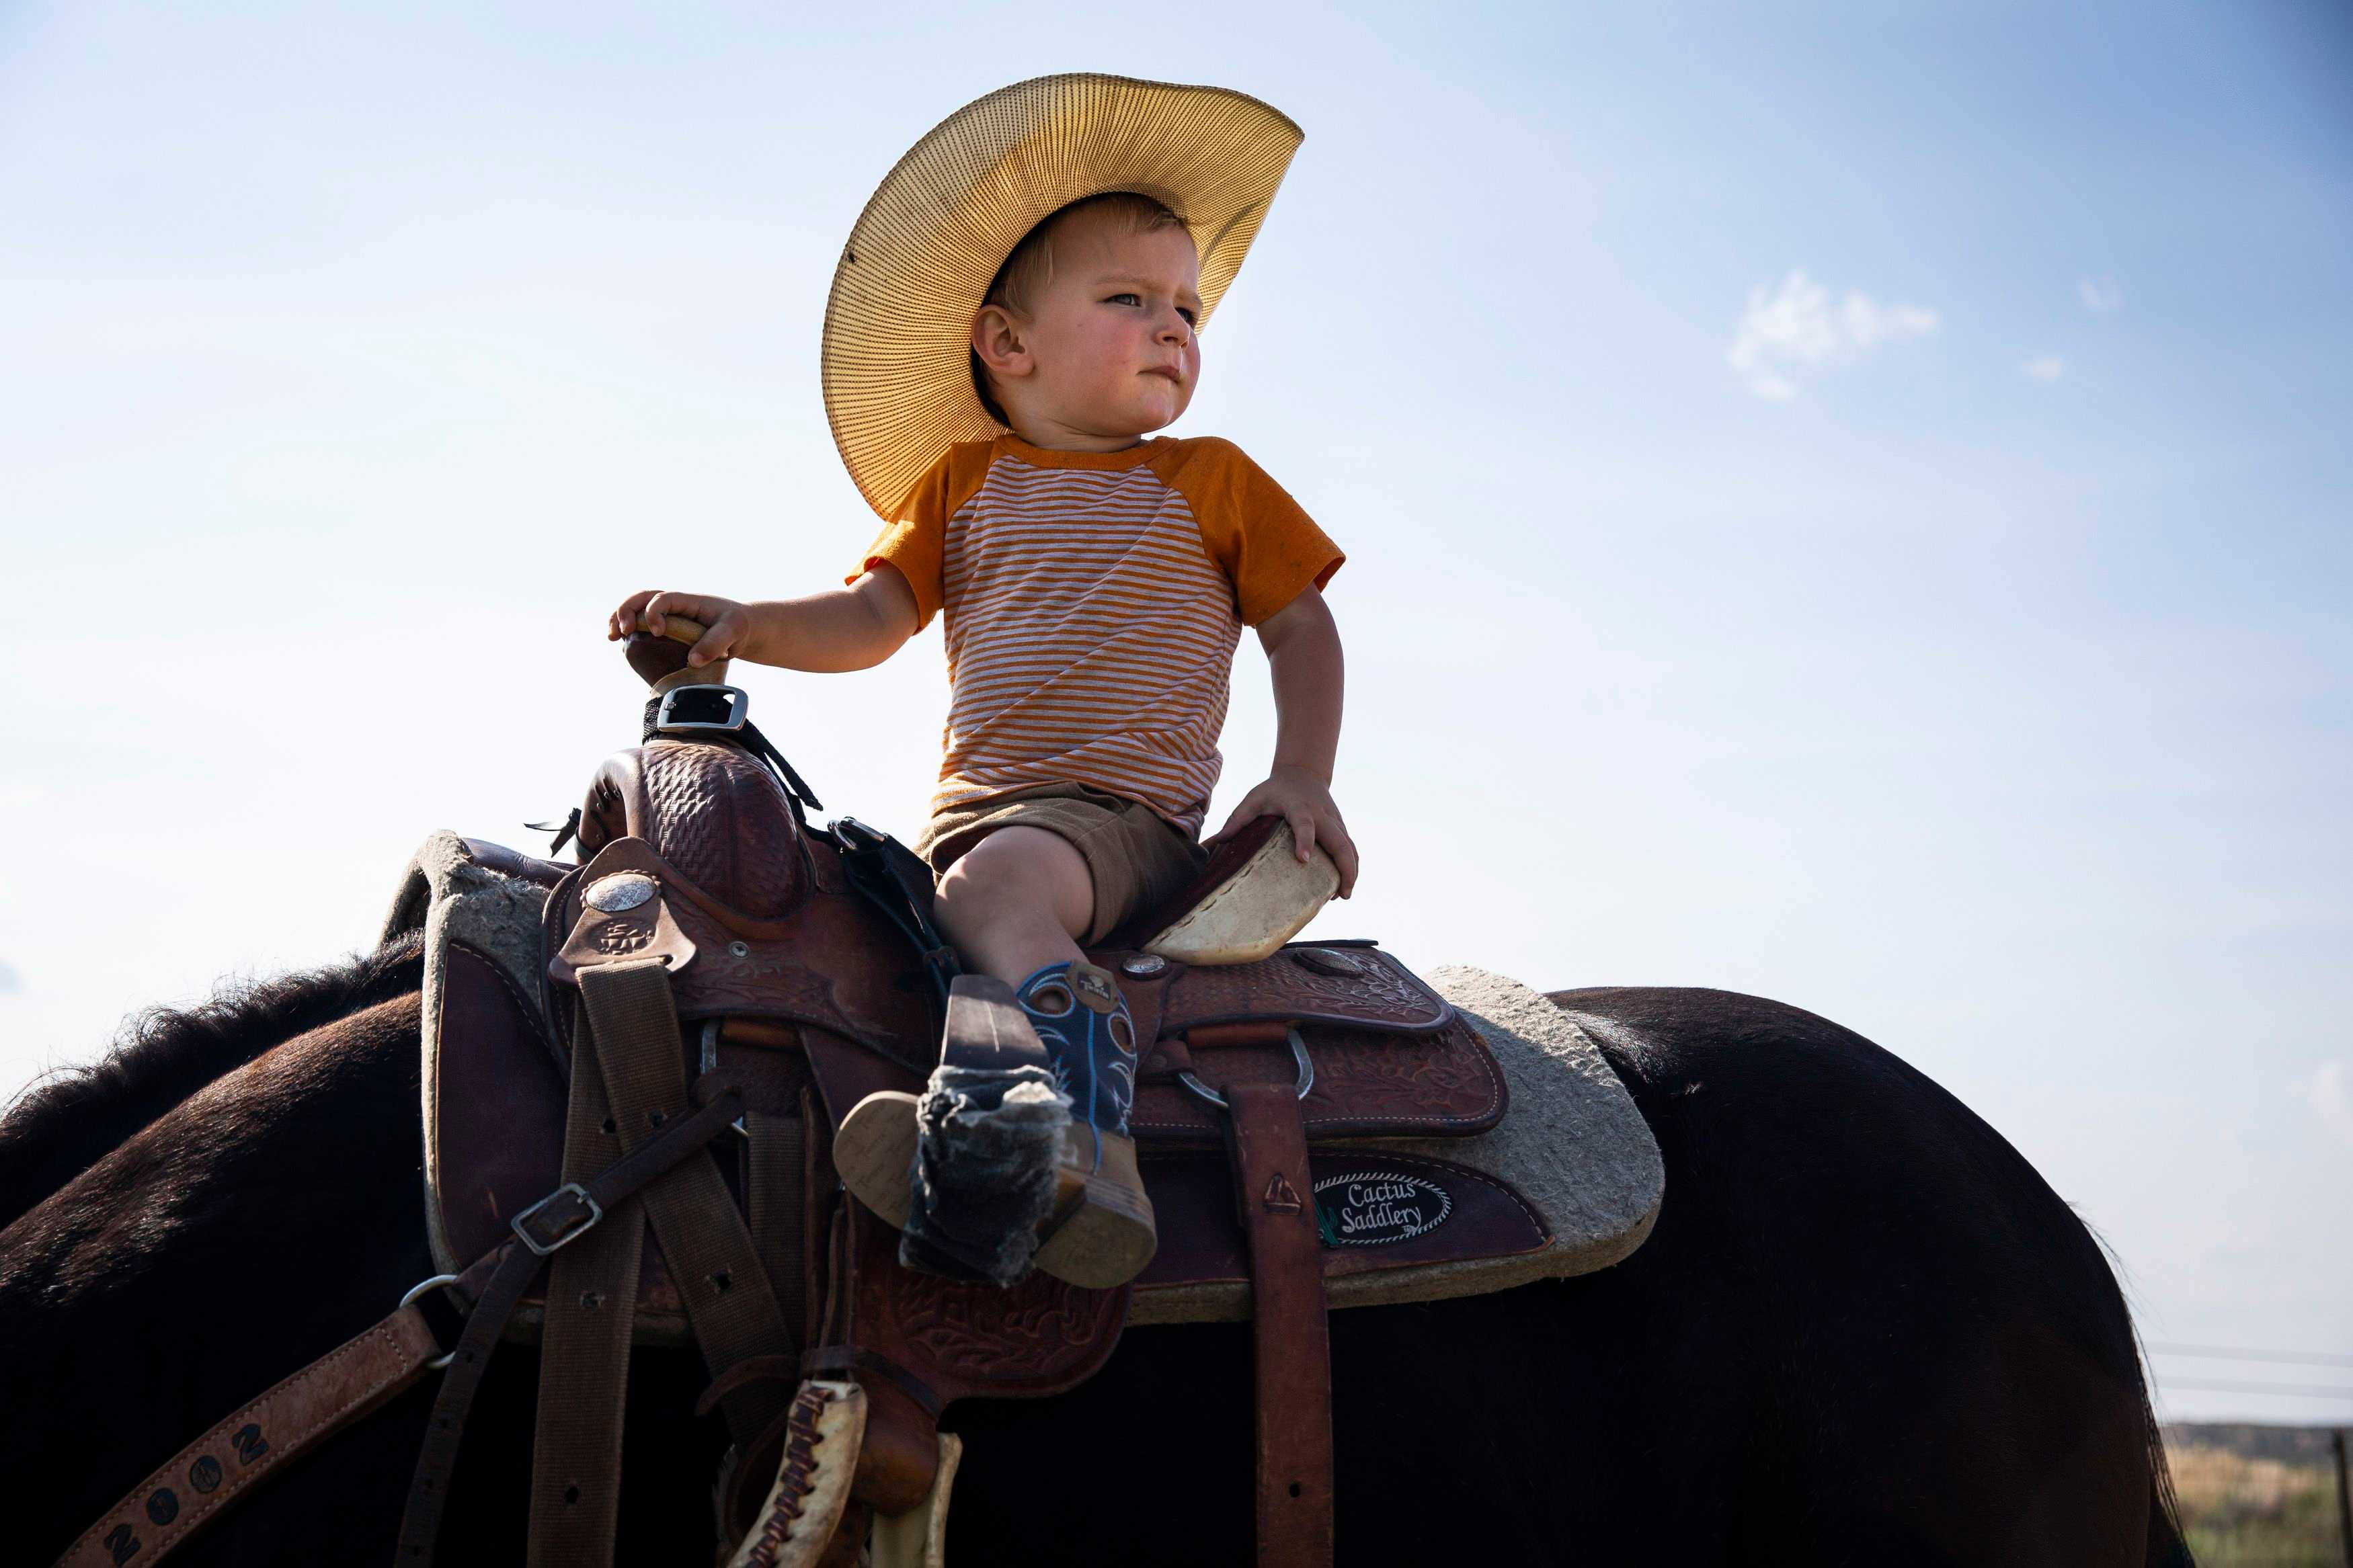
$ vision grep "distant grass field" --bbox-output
[2165,1424,2348,1567]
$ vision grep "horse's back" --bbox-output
[1557,985,2171,1565]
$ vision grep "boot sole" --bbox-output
[834,1091,1156,1289]
[1031,1162,1158,1290]
[834,1091,920,1231]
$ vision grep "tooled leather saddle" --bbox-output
[411,634,1556,1568]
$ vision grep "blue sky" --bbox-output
[3,1,2348,1421]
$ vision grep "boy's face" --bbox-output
[975,206,1203,442]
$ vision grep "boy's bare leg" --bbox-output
[836,828,1083,1286]
[917,826,1154,1284]
[931,826,1092,985]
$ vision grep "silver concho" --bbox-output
[1121,953,1168,977]
[584,872,657,913]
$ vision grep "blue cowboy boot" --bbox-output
[1014,960,1157,1287]
[834,977,1070,1286]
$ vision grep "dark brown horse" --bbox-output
[0,937,2191,1565]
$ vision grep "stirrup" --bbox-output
[725,1380,867,1568]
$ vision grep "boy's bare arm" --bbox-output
[606,566,921,673]
[1208,585,1359,897]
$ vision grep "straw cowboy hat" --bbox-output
[821,73,1304,520]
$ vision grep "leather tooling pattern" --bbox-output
[1291,1022,1503,1126]
[873,1264,1126,1388]
[1131,1017,1505,1141]
[1152,944,1451,1036]
[639,743,809,918]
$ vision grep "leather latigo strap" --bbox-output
[1179,1018,1336,1568]
[1222,1075,1336,1568]
[396,1087,748,1565]
[746,1107,809,1348]
[576,961,795,1444]
[55,1305,444,1568]
[528,995,650,1566]
[525,958,797,1568]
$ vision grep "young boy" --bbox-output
[606,75,1353,1289]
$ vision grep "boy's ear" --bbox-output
[971,304,1033,380]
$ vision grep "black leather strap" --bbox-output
[835,816,959,1003]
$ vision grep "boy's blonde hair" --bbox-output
[969,191,1193,427]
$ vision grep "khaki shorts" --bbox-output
[916,782,1208,944]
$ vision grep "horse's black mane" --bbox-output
[0,932,424,1233]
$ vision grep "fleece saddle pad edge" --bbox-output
[384,831,559,1278]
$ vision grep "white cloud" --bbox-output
[2021,355,2066,382]
[0,961,17,995]
[2311,1062,2353,1148]
[1727,270,1940,401]
[2079,276,2124,314]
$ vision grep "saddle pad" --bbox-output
[1127,965,1664,1325]
[383,831,567,1278]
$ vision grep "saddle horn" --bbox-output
[624,614,732,694]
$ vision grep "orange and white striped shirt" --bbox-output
[854,434,1343,835]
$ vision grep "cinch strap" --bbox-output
[54,1304,446,1568]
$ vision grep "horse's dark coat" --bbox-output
[0,933,424,1233]
[0,963,2191,1565]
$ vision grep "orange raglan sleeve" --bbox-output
[850,444,991,630]
[1176,439,1345,626]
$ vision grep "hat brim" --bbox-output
[822,73,1304,520]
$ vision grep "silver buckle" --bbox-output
[511,1182,603,1255]
[398,1274,465,1370]
[655,684,750,735]
[1177,1028,1316,1112]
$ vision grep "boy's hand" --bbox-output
[607,590,749,668]
[1207,766,1359,898]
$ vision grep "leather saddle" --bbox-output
[424,647,1558,1566]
